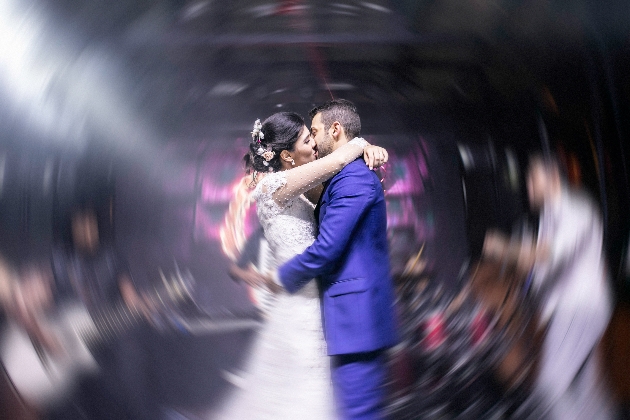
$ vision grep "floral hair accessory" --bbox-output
[255,144,275,166]
[262,150,275,161]
[252,119,264,143]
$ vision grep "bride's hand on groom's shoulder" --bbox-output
[363,145,388,170]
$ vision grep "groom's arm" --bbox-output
[278,166,377,293]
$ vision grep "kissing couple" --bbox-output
[216,99,398,420]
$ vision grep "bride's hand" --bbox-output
[261,273,282,294]
[363,145,388,170]
[238,265,282,293]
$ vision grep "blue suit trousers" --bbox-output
[332,350,388,420]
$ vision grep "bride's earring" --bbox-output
[290,158,295,166]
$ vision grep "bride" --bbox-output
[213,112,387,419]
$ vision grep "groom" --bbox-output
[276,99,398,419]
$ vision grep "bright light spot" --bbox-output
[181,1,210,21]
[325,82,355,91]
[209,82,249,97]
[0,0,162,163]
[361,2,392,13]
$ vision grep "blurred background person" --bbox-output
[484,154,617,420]
[0,258,52,334]
[0,258,14,308]
[45,202,158,420]
[0,258,45,420]
[226,225,279,319]
[227,226,266,287]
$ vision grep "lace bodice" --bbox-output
[253,172,318,296]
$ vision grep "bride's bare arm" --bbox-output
[271,138,367,205]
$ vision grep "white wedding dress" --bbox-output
[212,173,336,420]
[211,138,368,420]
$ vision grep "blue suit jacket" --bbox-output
[278,158,398,355]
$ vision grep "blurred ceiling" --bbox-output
[4,0,629,142]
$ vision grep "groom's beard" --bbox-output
[316,132,334,158]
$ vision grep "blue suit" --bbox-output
[279,158,398,419]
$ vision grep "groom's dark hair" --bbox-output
[309,99,361,140]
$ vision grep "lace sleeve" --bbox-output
[271,137,368,206]
[252,172,288,224]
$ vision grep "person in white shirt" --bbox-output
[483,154,617,420]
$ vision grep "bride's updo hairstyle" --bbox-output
[244,112,305,174]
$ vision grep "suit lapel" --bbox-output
[314,179,332,227]
[314,179,332,312]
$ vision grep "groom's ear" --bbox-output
[330,121,343,141]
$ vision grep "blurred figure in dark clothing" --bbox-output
[46,204,158,420]
[228,225,278,318]
[228,226,266,287]
[52,206,140,311]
